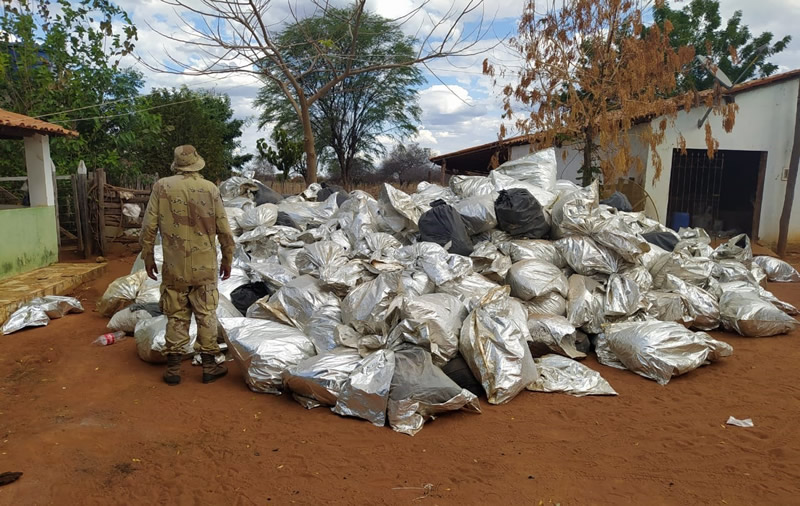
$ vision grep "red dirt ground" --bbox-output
[1,253,800,505]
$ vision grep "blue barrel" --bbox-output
[670,212,690,231]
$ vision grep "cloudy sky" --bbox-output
[114,0,800,163]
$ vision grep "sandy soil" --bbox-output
[2,253,800,505]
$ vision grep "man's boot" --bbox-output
[163,354,182,386]
[201,353,228,384]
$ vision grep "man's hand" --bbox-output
[220,264,231,281]
[146,261,159,281]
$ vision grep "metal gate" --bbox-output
[666,149,726,232]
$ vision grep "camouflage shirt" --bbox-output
[140,172,234,288]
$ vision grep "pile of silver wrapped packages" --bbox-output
[89,148,800,435]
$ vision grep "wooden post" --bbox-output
[75,161,91,258]
[51,162,61,247]
[440,160,447,186]
[97,167,107,256]
[776,85,800,257]
[71,174,84,254]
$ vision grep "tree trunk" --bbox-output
[582,127,594,187]
[339,152,349,190]
[300,104,317,184]
[776,85,800,257]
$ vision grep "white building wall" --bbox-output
[643,78,799,246]
[509,124,652,186]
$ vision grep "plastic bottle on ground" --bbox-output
[93,330,127,346]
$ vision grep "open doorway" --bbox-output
[666,149,766,238]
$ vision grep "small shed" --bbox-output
[0,108,78,279]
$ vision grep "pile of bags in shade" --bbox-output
[92,148,800,435]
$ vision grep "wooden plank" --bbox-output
[777,85,800,257]
[77,172,91,258]
[71,175,84,253]
[97,168,107,255]
[0,176,28,182]
[752,152,768,242]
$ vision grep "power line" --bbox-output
[34,75,262,119]
[47,96,210,124]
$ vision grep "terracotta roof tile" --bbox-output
[0,108,79,137]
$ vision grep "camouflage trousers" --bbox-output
[159,283,220,355]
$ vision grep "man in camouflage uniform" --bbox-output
[140,145,235,386]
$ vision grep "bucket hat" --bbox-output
[171,145,205,172]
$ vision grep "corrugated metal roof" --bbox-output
[0,108,79,138]
[431,68,800,165]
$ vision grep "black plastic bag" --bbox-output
[494,189,549,238]
[253,180,284,205]
[600,191,632,212]
[317,182,349,206]
[642,231,679,252]
[230,282,272,314]
[276,211,301,229]
[440,354,484,397]
[418,199,474,255]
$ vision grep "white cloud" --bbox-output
[111,0,799,166]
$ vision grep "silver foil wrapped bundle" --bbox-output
[469,241,512,283]
[436,273,499,309]
[589,214,651,263]
[224,207,244,236]
[248,259,298,291]
[604,273,641,317]
[711,233,752,266]
[550,181,598,237]
[378,183,427,232]
[498,239,566,267]
[341,271,402,335]
[277,193,339,230]
[506,259,569,301]
[449,175,496,199]
[333,349,396,426]
[460,286,538,405]
[529,354,617,396]
[644,291,690,324]
[650,252,714,288]
[662,274,719,330]
[97,270,147,317]
[719,289,799,337]
[413,181,458,206]
[2,295,84,335]
[387,293,467,367]
[752,256,800,282]
[395,242,473,286]
[525,291,567,316]
[219,176,258,201]
[454,194,498,234]
[604,321,733,385]
[282,347,364,408]
[526,314,584,359]
[235,203,278,231]
[387,347,481,436]
[489,171,558,208]
[566,274,606,334]
[493,148,557,191]
[255,275,342,352]
[555,236,620,276]
[221,317,316,394]
[134,315,197,364]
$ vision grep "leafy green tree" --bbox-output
[153,0,486,183]
[256,128,304,181]
[0,0,151,180]
[134,87,252,183]
[654,0,792,91]
[255,6,423,188]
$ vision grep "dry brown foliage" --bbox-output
[485,0,737,184]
